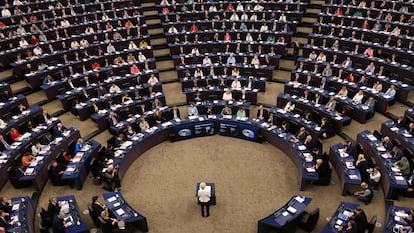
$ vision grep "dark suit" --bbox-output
[113,228,128,233]
[91,201,105,218]
[137,105,147,115]
[38,113,51,124]
[382,141,393,151]
[345,142,357,159]
[304,139,315,150]
[0,202,11,214]
[108,115,120,127]
[0,139,10,152]
[256,109,269,121]
[169,109,181,120]
[52,214,65,233]
[47,203,60,219]
[391,149,404,161]
[353,210,368,233]
[316,161,330,185]
[53,126,67,138]
[0,216,10,228]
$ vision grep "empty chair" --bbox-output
[8,166,32,189]
[373,130,382,140]
[280,217,298,233]
[364,215,376,233]
[98,216,113,233]
[298,208,320,233]
[88,205,100,228]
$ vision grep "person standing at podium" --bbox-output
[197,182,211,217]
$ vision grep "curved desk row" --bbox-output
[19,128,80,191]
[7,196,34,233]
[269,106,327,140]
[103,191,149,232]
[380,120,414,154]
[172,53,280,70]
[176,63,276,81]
[258,196,312,233]
[110,116,318,192]
[276,93,352,133]
[55,195,89,233]
[24,45,153,89]
[384,205,412,233]
[90,93,166,131]
[294,57,414,103]
[184,87,258,104]
[41,58,157,100]
[0,118,61,190]
[318,201,359,233]
[0,105,42,137]
[356,130,409,199]
[61,140,101,190]
[284,82,374,123]
[180,75,267,92]
[329,143,362,195]
[302,45,414,85]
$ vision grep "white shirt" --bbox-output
[231,80,241,89]
[222,92,233,101]
[260,25,268,32]
[230,14,239,21]
[109,85,121,93]
[197,188,211,203]
[352,93,364,104]
[107,44,116,54]
[19,40,29,47]
[370,171,381,182]
[194,70,203,77]
[168,26,178,34]
[148,77,159,86]
[129,42,138,50]
[33,47,43,56]
[138,54,147,62]
[203,57,212,65]
[1,9,11,17]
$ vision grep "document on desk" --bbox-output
[107,196,117,203]
[295,196,305,203]
[116,208,125,216]
[282,211,289,216]
[298,145,306,151]
[395,176,405,181]
[287,206,297,213]
[113,202,120,207]
[306,167,316,172]
[349,175,359,180]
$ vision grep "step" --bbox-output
[158,69,178,82]
[155,55,173,61]
[143,10,159,17]
[151,38,167,46]
[308,3,322,9]
[146,18,161,26]
[311,0,325,5]
[306,8,321,15]
[291,36,308,45]
[305,12,319,18]
[156,60,175,70]
[25,91,48,106]
[10,80,30,93]
[153,48,170,57]
[302,16,317,24]
[141,2,156,8]
[147,23,162,29]
[0,69,14,81]
[148,28,164,36]
[163,82,186,105]
[296,26,313,34]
